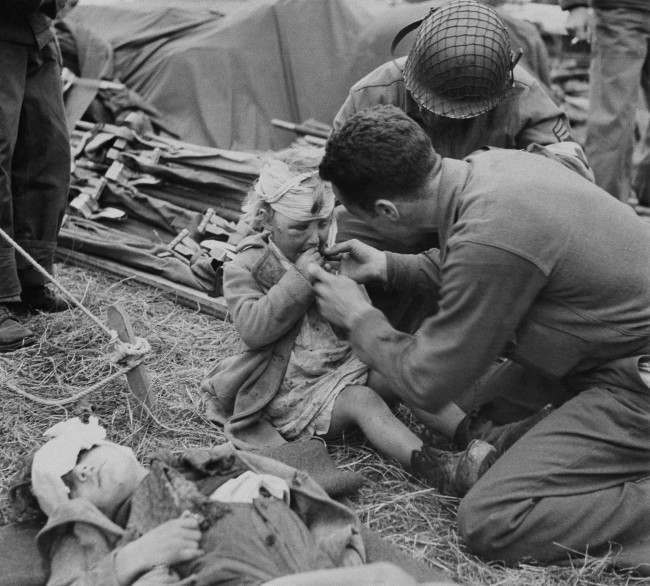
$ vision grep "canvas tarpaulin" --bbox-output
[66,0,554,151]
[67,0,387,150]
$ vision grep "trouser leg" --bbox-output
[0,43,28,301]
[633,32,650,206]
[587,8,648,201]
[458,383,650,572]
[11,40,70,289]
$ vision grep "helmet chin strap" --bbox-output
[511,48,524,70]
[391,16,426,56]
[509,48,524,85]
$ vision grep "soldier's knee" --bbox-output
[457,488,514,560]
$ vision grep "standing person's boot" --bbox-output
[410,439,497,497]
[0,305,35,352]
[20,285,69,313]
[453,404,553,456]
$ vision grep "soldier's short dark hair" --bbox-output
[319,105,438,211]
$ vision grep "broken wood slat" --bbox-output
[106,303,153,411]
[56,248,228,320]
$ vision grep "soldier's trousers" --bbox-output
[0,39,70,301]
[587,7,650,202]
[458,356,650,574]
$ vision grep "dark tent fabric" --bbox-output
[68,0,384,150]
[346,0,552,91]
[67,0,551,151]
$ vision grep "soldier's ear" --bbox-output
[374,199,401,221]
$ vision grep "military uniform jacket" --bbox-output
[334,58,576,162]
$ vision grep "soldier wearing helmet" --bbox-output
[336,0,588,170]
[334,0,592,256]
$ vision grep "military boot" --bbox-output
[20,285,69,313]
[411,439,497,497]
[453,404,553,456]
[0,305,35,352]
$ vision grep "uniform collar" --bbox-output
[434,157,471,251]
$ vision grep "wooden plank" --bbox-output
[56,248,228,319]
[106,303,154,410]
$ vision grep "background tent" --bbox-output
[67,0,386,149]
[67,0,559,151]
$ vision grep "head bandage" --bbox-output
[31,417,107,515]
[254,159,335,222]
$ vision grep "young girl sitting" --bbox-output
[202,148,495,492]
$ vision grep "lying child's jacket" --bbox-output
[37,445,365,586]
[201,232,315,449]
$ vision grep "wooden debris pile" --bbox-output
[59,121,263,315]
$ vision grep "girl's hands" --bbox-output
[295,247,323,278]
[115,512,203,585]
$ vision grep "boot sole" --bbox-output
[0,335,36,353]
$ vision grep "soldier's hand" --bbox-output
[308,264,373,330]
[322,240,387,284]
[566,7,591,43]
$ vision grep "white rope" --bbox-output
[0,228,194,432]
[108,335,152,366]
[0,226,114,339]
[2,363,141,407]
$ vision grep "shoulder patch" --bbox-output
[552,118,571,141]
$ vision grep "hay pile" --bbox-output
[0,264,645,586]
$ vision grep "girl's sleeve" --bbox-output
[224,258,314,349]
[47,525,122,586]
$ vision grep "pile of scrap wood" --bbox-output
[58,120,262,317]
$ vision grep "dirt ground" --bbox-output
[1,263,648,586]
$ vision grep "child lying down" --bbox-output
[25,417,450,586]
[201,148,494,493]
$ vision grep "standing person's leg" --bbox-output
[0,42,28,304]
[632,19,650,207]
[458,382,650,573]
[587,8,648,201]
[12,40,70,310]
[0,42,36,351]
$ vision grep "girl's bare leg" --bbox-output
[367,370,466,438]
[326,385,422,468]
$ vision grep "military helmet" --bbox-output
[403,0,517,119]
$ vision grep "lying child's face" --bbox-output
[268,210,332,262]
[67,443,147,516]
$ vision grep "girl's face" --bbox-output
[67,443,147,516]
[266,210,332,262]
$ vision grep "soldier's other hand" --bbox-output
[307,264,372,330]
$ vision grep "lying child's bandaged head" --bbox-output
[62,443,147,516]
[243,148,336,263]
[31,417,147,517]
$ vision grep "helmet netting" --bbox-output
[404,0,513,119]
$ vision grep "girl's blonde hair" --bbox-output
[242,145,332,231]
